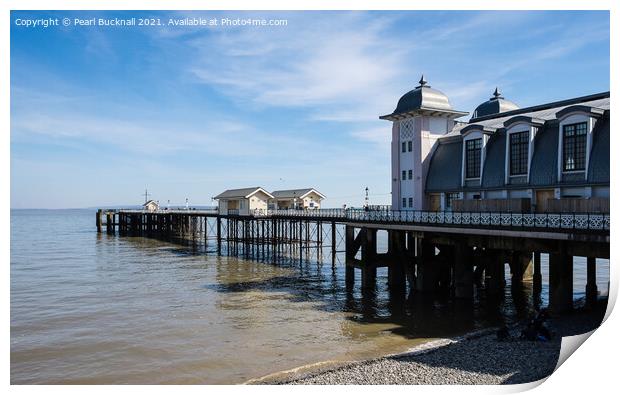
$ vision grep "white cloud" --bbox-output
[186,13,410,121]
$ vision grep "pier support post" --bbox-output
[96,209,102,233]
[106,212,114,235]
[345,265,355,287]
[408,232,416,257]
[345,225,356,287]
[388,264,406,290]
[454,242,474,299]
[331,221,337,265]
[216,217,222,253]
[549,246,573,313]
[414,239,438,293]
[586,257,598,308]
[361,228,377,289]
[533,252,542,293]
[484,250,505,297]
[387,230,407,290]
[361,266,376,289]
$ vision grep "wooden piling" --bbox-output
[549,244,573,313]
[586,256,597,308]
[96,209,102,233]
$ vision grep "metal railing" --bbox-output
[111,207,609,231]
[252,208,610,231]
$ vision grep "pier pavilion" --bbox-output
[381,77,609,214]
[98,79,610,315]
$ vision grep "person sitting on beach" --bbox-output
[533,309,552,340]
[520,310,552,341]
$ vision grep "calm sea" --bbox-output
[10,209,609,384]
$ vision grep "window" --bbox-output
[402,170,406,180]
[408,141,412,152]
[402,141,406,153]
[465,138,482,178]
[402,197,406,208]
[446,193,459,209]
[408,197,413,207]
[509,131,529,175]
[563,122,587,171]
[408,170,413,180]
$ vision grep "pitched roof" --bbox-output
[142,199,158,207]
[271,188,326,199]
[213,187,274,199]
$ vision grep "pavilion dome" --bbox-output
[393,75,454,115]
[472,87,519,119]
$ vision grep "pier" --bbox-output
[96,208,609,314]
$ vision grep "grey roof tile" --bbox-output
[214,187,265,199]
[529,124,559,186]
[481,132,506,188]
[588,117,610,183]
[271,188,322,198]
[426,141,462,191]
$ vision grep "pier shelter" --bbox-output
[214,187,274,216]
[270,188,325,210]
[142,200,159,212]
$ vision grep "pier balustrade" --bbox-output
[107,207,609,231]
[251,209,609,232]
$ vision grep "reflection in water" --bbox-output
[11,210,609,384]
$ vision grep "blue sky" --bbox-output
[10,10,609,209]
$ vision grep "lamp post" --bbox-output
[364,187,369,210]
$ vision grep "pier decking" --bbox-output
[97,208,609,314]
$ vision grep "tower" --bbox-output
[380,76,468,210]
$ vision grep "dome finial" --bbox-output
[492,87,504,100]
[417,74,429,88]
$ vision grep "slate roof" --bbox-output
[472,88,520,119]
[426,140,462,192]
[468,92,609,126]
[213,187,274,199]
[426,91,610,192]
[271,188,325,199]
[588,116,610,183]
[481,132,506,188]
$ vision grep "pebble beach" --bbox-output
[263,302,607,385]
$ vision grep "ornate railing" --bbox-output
[252,209,610,231]
[112,208,609,231]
